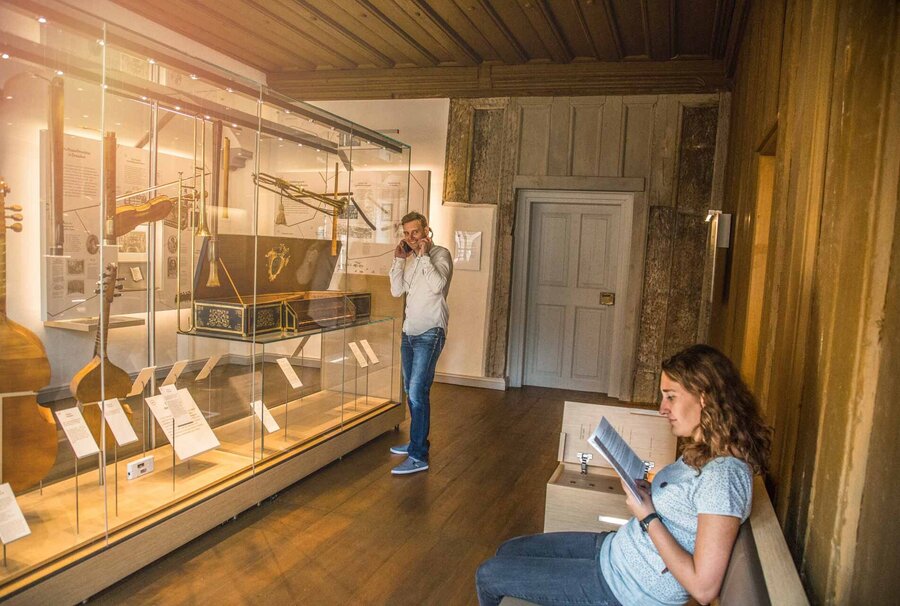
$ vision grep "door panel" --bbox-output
[523,201,622,392]
[531,304,566,376]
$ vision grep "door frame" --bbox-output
[507,190,635,398]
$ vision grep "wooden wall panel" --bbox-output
[569,101,605,177]
[709,0,900,603]
[473,93,723,403]
[516,102,551,176]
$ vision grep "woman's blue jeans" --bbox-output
[476,532,621,606]
[400,327,445,462]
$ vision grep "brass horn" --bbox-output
[206,120,222,288]
[195,120,211,237]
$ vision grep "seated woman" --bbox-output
[476,344,771,606]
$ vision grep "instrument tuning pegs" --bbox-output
[4,204,22,212]
[6,213,24,221]
[7,223,23,232]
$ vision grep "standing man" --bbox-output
[389,211,453,475]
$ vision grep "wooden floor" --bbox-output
[90,383,621,605]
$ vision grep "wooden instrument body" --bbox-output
[0,177,57,493]
[0,316,57,493]
[69,355,133,446]
[113,195,174,238]
[68,263,134,446]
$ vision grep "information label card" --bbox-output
[194,354,222,382]
[359,339,380,365]
[128,365,156,397]
[0,483,30,544]
[251,400,280,434]
[347,342,368,368]
[276,357,303,389]
[161,359,189,387]
[145,388,220,461]
[55,407,100,458]
[100,398,139,446]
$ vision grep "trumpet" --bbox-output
[206,120,223,288]
[195,121,211,238]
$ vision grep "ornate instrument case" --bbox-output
[192,234,370,337]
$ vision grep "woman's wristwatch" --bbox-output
[640,513,661,532]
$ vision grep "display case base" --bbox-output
[1,401,403,604]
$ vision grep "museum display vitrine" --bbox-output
[0,3,411,600]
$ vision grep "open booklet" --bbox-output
[588,417,646,503]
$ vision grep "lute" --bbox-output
[0,178,58,493]
[69,263,134,445]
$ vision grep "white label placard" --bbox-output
[194,354,222,382]
[276,357,303,389]
[145,388,220,461]
[55,407,100,458]
[251,400,280,433]
[0,484,30,544]
[359,339,380,365]
[347,342,368,368]
[128,365,156,397]
[159,384,191,425]
[161,359,189,387]
[99,398,139,446]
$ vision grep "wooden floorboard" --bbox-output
[91,383,625,605]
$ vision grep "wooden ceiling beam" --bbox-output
[472,0,528,63]
[523,0,574,64]
[570,0,602,60]
[410,0,482,65]
[268,60,728,100]
[358,0,440,66]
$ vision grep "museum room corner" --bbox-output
[0,1,897,605]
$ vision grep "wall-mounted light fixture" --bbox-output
[706,210,732,248]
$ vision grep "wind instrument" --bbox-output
[195,121,210,237]
[49,76,65,255]
[103,132,117,245]
[222,136,230,219]
[206,121,222,288]
[332,163,340,256]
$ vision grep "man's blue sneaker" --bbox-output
[390,443,409,455]
[391,456,429,475]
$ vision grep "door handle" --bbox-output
[600,292,615,306]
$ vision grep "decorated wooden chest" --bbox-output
[192,234,370,337]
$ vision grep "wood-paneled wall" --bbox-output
[710,0,899,602]
[444,93,727,401]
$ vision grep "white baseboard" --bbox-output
[434,372,506,391]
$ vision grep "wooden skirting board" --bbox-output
[1,392,403,604]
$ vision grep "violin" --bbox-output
[69,263,134,445]
[112,194,174,238]
[0,178,57,493]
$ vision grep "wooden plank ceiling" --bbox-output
[110,0,746,100]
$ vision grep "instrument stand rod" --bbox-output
[171,418,176,493]
[75,456,79,535]
[3,543,6,568]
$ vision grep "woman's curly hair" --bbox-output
[662,344,772,475]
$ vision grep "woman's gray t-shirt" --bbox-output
[598,456,753,605]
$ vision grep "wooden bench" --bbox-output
[498,477,807,606]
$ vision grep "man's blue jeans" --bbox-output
[401,327,445,462]
[476,532,621,606]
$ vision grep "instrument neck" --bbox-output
[93,284,113,359]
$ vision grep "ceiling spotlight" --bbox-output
[189,74,198,80]
[1,53,10,60]
[37,16,47,24]
[204,115,211,119]
[226,87,233,93]
[231,123,237,128]
[56,70,64,76]
[5,95,12,100]
[148,58,156,65]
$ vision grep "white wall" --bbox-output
[312,100,498,383]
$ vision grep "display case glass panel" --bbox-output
[0,4,406,595]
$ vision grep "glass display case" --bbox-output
[0,3,410,600]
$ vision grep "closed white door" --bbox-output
[523,202,622,392]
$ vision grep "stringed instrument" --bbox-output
[112,194,174,238]
[69,263,134,446]
[0,178,58,493]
